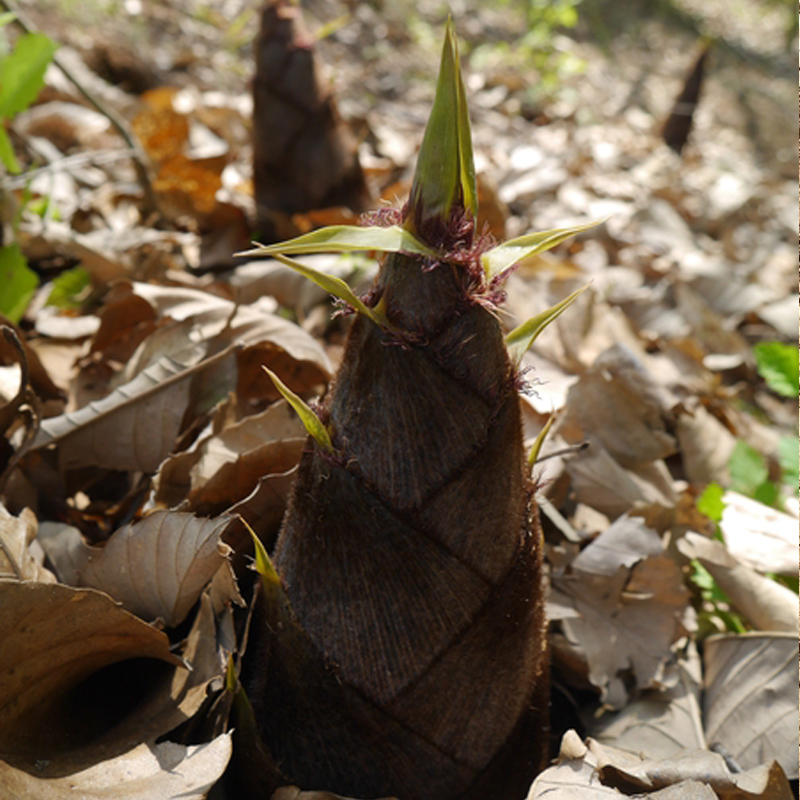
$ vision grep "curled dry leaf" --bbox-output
[78,510,234,628]
[0,581,182,758]
[677,532,798,633]
[0,502,56,582]
[703,633,799,780]
[551,516,691,707]
[591,739,794,799]
[32,347,235,472]
[0,735,232,800]
[152,399,306,515]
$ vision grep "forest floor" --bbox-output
[0,0,797,798]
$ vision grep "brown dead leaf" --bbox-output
[719,492,798,576]
[588,646,706,759]
[78,510,234,627]
[564,441,677,519]
[562,344,676,469]
[703,633,799,780]
[0,735,232,799]
[677,533,798,633]
[31,346,234,472]
[592,740,794,799]
[0,581,182,757]
[552,516,691,707]
[0,503,56,582]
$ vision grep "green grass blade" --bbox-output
[262,366,333,453]
[482,219,605,279]
[506,284,589,364]
[237,224,435,260]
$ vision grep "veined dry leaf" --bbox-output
[31,346,234,472]
[0,735,232,800]
[152,400,305,513]
[561,344,676,469]
[703,633,799,780]
[677,533,798,633]
[587,646,706,758]
[564,440,677,519]
[552,516,690,707]
[719,492,798,576]
[36,520,97,585]
[0,503,56,582]
[0,581,182,756]
[78,511,234,627]
[591,739,794,799]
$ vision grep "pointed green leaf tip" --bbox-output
[263,366,334,453]
[244,517,282,587]
[406,20,477,237]
[506,283,590,364]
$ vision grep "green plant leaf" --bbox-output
[696,482,725,522]
[237,224,435,261]
[527,411,556,470]
[753,342,799,397]
[0,124,20,173]
[262,366,333,453]
[0,32,58,119]
[46,266,90,309]
[245,518,281,588]
[777,435,799,489]
[728,440,768,498]
[406,19,477,236]
[257,252,389,328]
[481,218,604,279]
[0,244,38,323]
[505,283,589,363]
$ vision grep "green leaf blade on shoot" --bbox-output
[506,283,589,365]
[406,18,477,238]
[243,517,281,589]
[236,224,435,260]
[262,366,333,454]
[481,218,606,279]
[527,411,556,472]
[250,252,389,329]
[753,342,799,398]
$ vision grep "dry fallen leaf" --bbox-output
[552,516,691,707]
[0,735,232,800]
[677,532,798,633]
[703,633,799,780]
[0,581,182,757]
[32,346,234,472]
[587,646,706,759]
[719,492,798,576]
[78,510,234,627]
[0,503,56,582]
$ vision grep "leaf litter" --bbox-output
[0,0,796,797]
